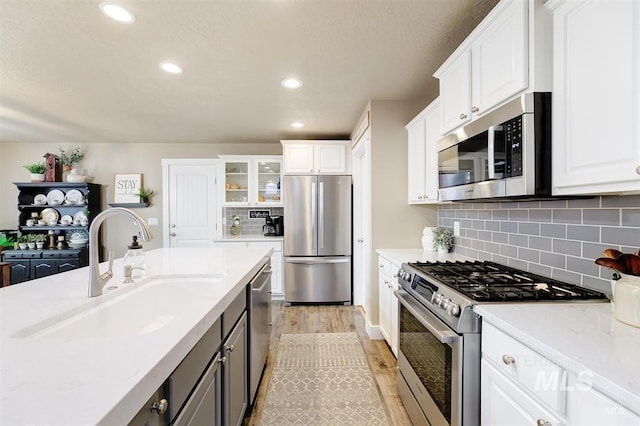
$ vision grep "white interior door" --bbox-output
[162,159,218,248]
[352,133,371,309]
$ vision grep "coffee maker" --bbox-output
[263,215,284,236]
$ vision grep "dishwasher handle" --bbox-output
[250,263,272,293]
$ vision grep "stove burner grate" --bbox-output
[407,261,608,302]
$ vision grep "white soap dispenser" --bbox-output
[124,235,145,279]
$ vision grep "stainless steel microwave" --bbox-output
[437,92,551,201]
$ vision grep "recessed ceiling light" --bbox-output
[99,2,135,24]
[160,63,183,74]
[281,78,303,89]
[290,122,304,128]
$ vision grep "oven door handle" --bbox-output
[395,289,461,344]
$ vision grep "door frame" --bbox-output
[351,132,371,311]
[161,158,220,247]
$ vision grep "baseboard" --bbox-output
[365,321,384,340]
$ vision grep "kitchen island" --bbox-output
[0,246,272,425]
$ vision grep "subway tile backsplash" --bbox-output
[438,195,640,295]
[223,207,284,235]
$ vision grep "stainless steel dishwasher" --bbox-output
[249,260,272,404]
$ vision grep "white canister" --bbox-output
[421,226,436,251]
[614,273,640,328]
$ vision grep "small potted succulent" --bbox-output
[433,227,454,254]
[26,234,38,249]
[136,187,154,204]
[17,235,28,250]
[34,234,47,249]
[23,162,46,182]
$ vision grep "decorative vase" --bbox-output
[613,273,640,328]
[30,173,45,183]
[66,168,86,183]
[421,226,436,251]
[437,247,449,255]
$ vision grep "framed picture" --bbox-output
[113,173,142,203]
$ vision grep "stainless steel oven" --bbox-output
[395,260,608,426]
[396,288,479,426]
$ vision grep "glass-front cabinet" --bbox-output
[220,156,282,206]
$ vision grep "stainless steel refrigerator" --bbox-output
[283,175,352,304]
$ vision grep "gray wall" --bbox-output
[222,207,283,236]
[438,195,640,295]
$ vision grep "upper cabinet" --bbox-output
[435,0,552,135]
[219,156,282,207]
[281,140,351,175]
[406,98,441,204]
[548,0,640,195]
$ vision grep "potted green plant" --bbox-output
[0,234,15,254]
[58,147,85,181]
[34,234,47,249]
[432,227,454,254]
[136,187,154,204]
[26,234,38,249]
[23,162,46,182]
[17,235,28,250]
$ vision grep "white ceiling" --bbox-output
[0,0,498,145]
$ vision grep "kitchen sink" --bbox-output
[14,274,226,339]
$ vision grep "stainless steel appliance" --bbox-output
[395,260,608,426]
[262,216,276,236]
[437,92,551,201]
[283,175,352,304]
[249,261,272,404]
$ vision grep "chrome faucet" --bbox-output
[88,207,154,297]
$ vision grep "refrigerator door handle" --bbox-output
[285,258,350,264]
[311,181,317,250]
[319,181,324,249]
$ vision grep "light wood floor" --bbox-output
[245,302,413,425]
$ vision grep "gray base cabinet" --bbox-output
[223,312,248,426]
[3,249,85,284]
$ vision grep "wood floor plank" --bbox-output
[245,303,412,426]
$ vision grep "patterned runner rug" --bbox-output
[259,332,390,425]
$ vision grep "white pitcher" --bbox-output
[421,226,436,251]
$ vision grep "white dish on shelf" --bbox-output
[40,208,59,225]
[66,230,89,242]
[33,194,47,205]
[60,215,73,224]
[64,190,84,205]
[73,211,88,223]
[46,190,65,206]
[68,241,88,249]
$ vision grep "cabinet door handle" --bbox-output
[170,232,176,237]
[536,419,551,426]
[471,106,479,113]
[636,165,640,175]
[218,356,227,365]
[151,399,169,415]
[357,238,363,243]
[459,113,467,120]
[418,195,423,200]
[502,354,516,365]
[225,344,234,352]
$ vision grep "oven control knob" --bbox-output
[401,271,411,281]
[432,293,443,305]
[439,297,450,310]
[448,303,461,317]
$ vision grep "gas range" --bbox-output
[397,260,608,333]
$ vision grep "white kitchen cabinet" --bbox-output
[482,319,640,426]
[219,156,282,206]
[482,359,564,426]
[281,140,351,175]
[435,0,551,135]
[565,372,640,425]
[377,255,399,357]
[548,0,640,195]
[214,240,284,299]
[406,98,441,204]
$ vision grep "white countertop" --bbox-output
[215,233,283,242]
[0,247,272,425]
[376,248,472,265]
[475,303,640,413]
